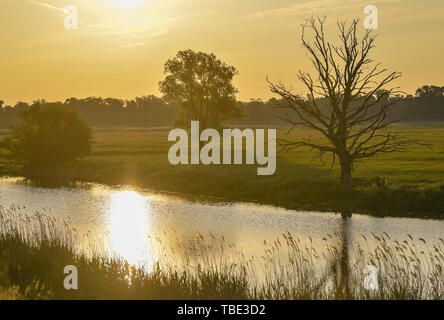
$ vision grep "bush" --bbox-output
[1,103,92,177]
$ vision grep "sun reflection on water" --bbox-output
[108,190,154,268]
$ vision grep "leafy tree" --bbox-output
[1,103,92,170]
[159,49,243,130]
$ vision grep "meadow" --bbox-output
[1,125,444,219]
[1,126,443,300]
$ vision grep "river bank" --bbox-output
[1,160,444,220]
[1,126,443,220]
[4,153,444,221]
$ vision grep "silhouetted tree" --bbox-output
[133,95,177,126]
[159,49,243,130]
[415,85,444,97]
[1,85,444,130]
[1,103,92,170]
[268,17,408,191]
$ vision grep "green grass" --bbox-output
[0,208,443,300]
[1,125,444,218]
[88,126,444,185]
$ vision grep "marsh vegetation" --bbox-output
[0,207,442,300]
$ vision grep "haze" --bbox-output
[0,0,443,105]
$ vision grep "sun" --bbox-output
[113,0,143,9]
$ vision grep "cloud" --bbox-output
[78,17,174,49]
[250,0,400,18]
[27,0,68,14]
[120,42,146,48]
[83,17,174,38]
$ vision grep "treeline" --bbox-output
[1,85,443,128]
[0,96,177,128]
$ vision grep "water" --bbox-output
[0,176,443,270]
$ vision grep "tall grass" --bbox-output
[0,207,442,300]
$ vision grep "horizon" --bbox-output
[0,87,438,108]
[1,0,444,304]
[0,0,443,105]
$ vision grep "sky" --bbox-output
[0,0,443,105]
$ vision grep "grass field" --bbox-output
[89,125,444,185]
[1,125,444,218]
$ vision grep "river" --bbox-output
[0,176,443,281]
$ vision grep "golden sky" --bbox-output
[0,0,443,105]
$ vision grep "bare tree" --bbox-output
[268,17,407,190]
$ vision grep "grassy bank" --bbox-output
[1,126,444,219]
[0,208,443,300]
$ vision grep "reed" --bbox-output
[0,207,442,300]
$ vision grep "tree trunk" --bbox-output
[339,216,351,298]
[338,154,353,218]
[340,157,352,190]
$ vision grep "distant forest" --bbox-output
[1,85,443,128]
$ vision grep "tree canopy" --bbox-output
[1,103,92,169]
[159,49,244,130]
